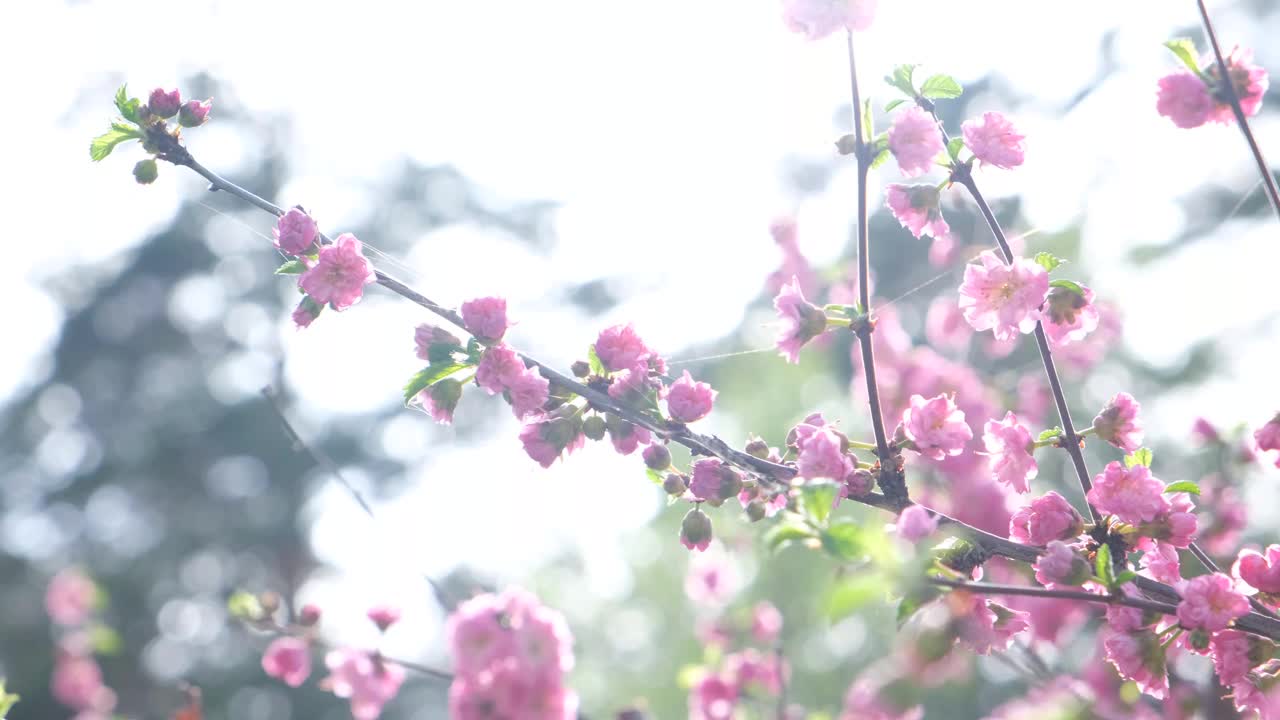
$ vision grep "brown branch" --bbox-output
[927,576,1178,616]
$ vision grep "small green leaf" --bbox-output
[1113,570,1139,586]
[428,342,465,364]
[465,337,485,364]
[884,98,907,112]
[764,522,818,553]
[0,678,18,719]
[1124,448,1153,469]
[1163,480,1201,495]
[886,64,919,96]
[403,363,467,403]
[869,148,891,170]
[1095,544,1115,588]
[862,98,874,137]
[645,467,665,485]
[1037,427,1064,442]
[114,84,142,124]
[821,520,865,561]
[90,624,123,656]
[826,572,886,622]
[227,590,263,621]
[946,137,965,161]
[586,345,607,376]
[274,259,308,275]
[919,73,964,100]
[1034,252,1066,273]
[1164,38,1202,75]
[1049,278,1085,296]
[89,126,141,162]
[801,481,839,526]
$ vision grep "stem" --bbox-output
[845,31,895,477]
[262,621,453,682]
[1195,0,1280,222]
[957,172,1103,526]
[927,576,1178,616]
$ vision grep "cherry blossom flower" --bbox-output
[1157,71,1214,128]
[886,184,950,240]
[1141,542,1183,585]
[895,505,938,542]
[593,323,651,372]
[667,371,717,423]
[1234,545,1280,595]
[476,344,526,394]
[46,570,97,627]
[958,250,1049,341]
[982,411,1037,493]
[1034,541,1089,587]
[273,207,318,256]
[689,673,738,720]
[1042,283,1099,347]
[460,296,508,342]
[178,98,212,127]
[148,88,181,118]
[323,648,405,720]
[685,551,739,606]
[1177,573,1250,631]
[1254,414,1280,467]
[1205,46,1269,124]
[1104,631,1168,699]
[1210,630,1258,685]
[1009,491,1084,545]
[298,233,376,311]
[262,637,311,687]
[1092,392,1144,452]
[1086,461,1169,524]
[751,602,784,645]
[796,424,854,481]
[902,393,972,460]
[689,458,743,507]
[961,112,1025,169]
[781,0,876,39]
[773,276,828,364]
[888,107,945,177]
[417,379,462,424]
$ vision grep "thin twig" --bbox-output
[260,620,453,682]
[927,576,1178,616]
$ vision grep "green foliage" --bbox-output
[1163,39,1202,75]
[1034,252,1067,273]
[1095,544,1115,588]
[226,591,262,621]
[919,74,963,99]
[764,521,818,553]
[885,64,919,96]
[274,259,308,275]
[0,679,17,719]
[1037,427,1063,442]
[821,520,866,561]
[587,345,606,376]
[1124,448,1153,468]
[1048,278,1085,296]
[403,363,469,403]
[826,572,888,622]
[90,624,123,655]
[896,584,942,628]
[801,482,839,525]
[884,98,907,112]
[1164,480,1201,495]
[946,137,965,162]
[114,84,143,124]
[90,125,142,161]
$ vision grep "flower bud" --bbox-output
[148,88,182,119]
[428,379,463,420]
[663,473,687,496]
[259,591,282,614]
[298,603,322,626]
[366,605,401,632]
[178,98,212,127]
[746,500,767,522]
[571,360,591,378]
[717,465,743,501]
[680,507,713,552]
[133,158,158,185]
[582,415,607,441]
[843,468,874,497]
[744,436,770,459]
[292,295,323,329]
[643,444,671,471]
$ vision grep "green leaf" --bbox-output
[1113,570,1139,586]
[0,678,18,720]
[801,481,839,526]
[1095,544,1115,588]
[885,64,919,96]
[226,590,263,621]
[1037,427,1064,442]
[1049,278,1085,296]
[862,99,874,138]
[1164,38,1202,75]
[586,345,606,376]
[402,363,467,403]
[274,259,308,275]
[1034,252,1067,273]
[645,467,665,485]
[1163,480,1201,496]
[821,520,866,561]
[465,337,485,364]
[946,137,965,161]
[89,624,122,656]
[869,148,891,170]
[919,73,964,100]
[428,342,465,364]
[114,84,142,124]
[884,98,907,112]
[1124,447,1153,469]
[89,126,141,162]
[764,522,817,553]
[826,572,886,622]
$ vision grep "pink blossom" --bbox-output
[894,505,938,542]
[52,656,110,710]
[1092,392,1144,452]
[885,184,950,240]
[773,276,827,364]
[841,467,875,500]
[1034,541,1087,587]
[446,594,516,678]
[366,605,401,632]
[1191,417,1220,444]
[689,458,742,506]
[593,323,651,372]
[512,605,575,681]
[982,411,1037,493]
[781,0,876,39]
[178,98,212,127]
[1042,283,1099,347]
[1234,545,1280,594]
[1141,542,1183,584]
[796,425,853,481]
[957,250,1049,341]
[925,296,969,351]
[667,371,717,423]
[518,417,584,469]
[273,207,318,256]
[1206,46,1269,124]
[681,507,714,552]
[1009,491,1083,545]
[1177,573,1250,631]
[606,418,651,455]
[751,602,784,645]
[902,393,972,460]
[1255,414,1280,467]
[460,296,508,342]
[1210,630,1257,685]
[1156,71,1214,129]
[507,368,550,419]
[685,552,739,606]
[954,595,1030,655]
[298,233,376,311]
[1151,493,1197,548]
[961,112,1025,169]
[476,344,526,394]
[416,379,462,424]
[727,650,785,696]
[262,637,311,687]
[888,107,945,177]
[148,87,182,118]
[323,648,405,720]
[765,217,818,298]
[689,673,738,720]
[1104,631,1168,699]
[1087,461,1168,524]
[291,297,322,328]
[1106,592,1153,633]
[46,569,97,627]
[415,324,462,361]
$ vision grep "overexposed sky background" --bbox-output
[4,0,1280,668]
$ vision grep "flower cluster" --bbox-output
[45,570,119,718]
[1157,43,1268,129]
[446,588,578,719]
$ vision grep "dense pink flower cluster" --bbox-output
[1157,45,1268,129]
[299,233,377,311]
[961,112,1025,169]
[901,393,972,460]
[957,251,1049,341]
[1086,461,1168,524]
[1177,573,1250,631]
[323,648,406,720]
[446,588,577,719]
[982,411,1037,493]
[781,0,876,39]
[888,107,945,177]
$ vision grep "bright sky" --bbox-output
[4,0,1280,670]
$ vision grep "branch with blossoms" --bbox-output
[73,1,1280,718]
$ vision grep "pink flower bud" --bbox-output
[366,605,401,632]
[681,507,713,552]
[460,296,508,342]
[1032,541,1090,587]
[148,88,182,119]
[273,208,318,256]
[178,98,212,127]
[262,637,312,687]
[1092,392,1144,452]
[667,371,716,423]
[895,505,938,543]
[292,295,323,329]
[298,604,322,626]
[643,444,672,471]
[1009,491,1084,545]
